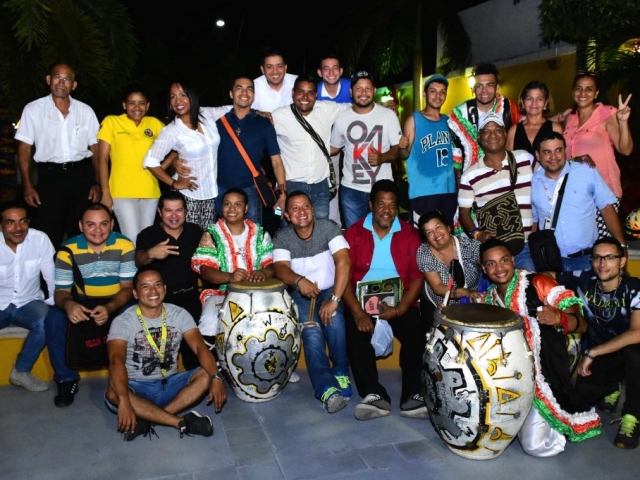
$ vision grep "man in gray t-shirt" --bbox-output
[273,191,351,413]
[105,268,226,441]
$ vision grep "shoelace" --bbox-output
[335,375,350,389]
[603,390,622,406]
[612,415,639,436]
[321,387,341,408]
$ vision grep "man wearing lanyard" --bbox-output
[105,267,226,441]
[15,63,101,248]
[531,132,626,272]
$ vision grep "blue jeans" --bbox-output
[290,289,349,400]
[514,242,536,272]
[217,184,262,225]
[45,307,81,383]
[286,180,330,220]
[340,186,370,228]
[561,254,591,273]
[0,300,49,372]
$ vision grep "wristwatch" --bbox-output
[211,372,224,382]
[583,349,596,360]
[330,294,342,303]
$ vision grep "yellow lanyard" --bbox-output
[135,306,168,387]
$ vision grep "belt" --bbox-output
[37,157,92,170]
[567,248,593,258]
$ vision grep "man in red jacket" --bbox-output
[343,179,427,420]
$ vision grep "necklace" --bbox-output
[595,275,622,297]
[433,239,455,264]
[295,225,314,241]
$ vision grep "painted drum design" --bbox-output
[216,278,300,402]
[422,303,535,460]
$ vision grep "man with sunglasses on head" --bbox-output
[531,132,626,272]
[556,237,640,449]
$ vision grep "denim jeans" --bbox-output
[290,288,349,400]
[44,307,81,383]
[561,254,591,273]
[0,300,49,372]
[286,180,330,220]
[514,242,536,272]
[340,186,371,228]
[217,184,262,225]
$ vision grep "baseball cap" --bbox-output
[424,74,449,89]
[478,112,505,130]
[350,70,375,88]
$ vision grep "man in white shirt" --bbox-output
[252,48,298,113]
[15,63,101,248]
[330,71,402,227]
[272,75,350,219]
[0,201,55,392]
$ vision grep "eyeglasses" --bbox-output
[590,254,623,263]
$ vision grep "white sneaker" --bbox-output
[289,371,300,383]
[9,367,48,392]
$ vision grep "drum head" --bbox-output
[439,303,521,329]
[228,278,285,293]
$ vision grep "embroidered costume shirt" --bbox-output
[15,95,99,163]
[0,228,55,309]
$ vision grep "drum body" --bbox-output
[422,303,535,460]
[216,279,300,402]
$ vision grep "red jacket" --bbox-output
[344,217,422,293]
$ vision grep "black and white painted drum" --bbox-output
[216,278,300,402]
[422,303,535,459]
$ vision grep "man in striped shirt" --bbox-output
[457,113,536,271]
[45,203,136,407]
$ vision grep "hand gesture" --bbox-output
[398,135,410,150]
[149,238,179,260]
[616,94,632,123]
[368,145,383,166]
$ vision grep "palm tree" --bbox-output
[334,0,471,111]
[0,0,138,117]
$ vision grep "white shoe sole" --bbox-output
[354,404,391,421]
[9,376,49,392]
[400,406,429,419]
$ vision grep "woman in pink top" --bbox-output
[561,72,632,236]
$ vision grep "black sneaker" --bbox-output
[54,380,78,407]
[597,389,621,413]
[400,393,429,419]
[124,420,158,442]
[179,411,213,438]
[613,414,639,449]
[354,394,391,421]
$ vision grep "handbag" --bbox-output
[475,151,525,255]
[220,115,278,208]
[528,174,569,272]
[58,246,116,369]
[290,104,337,199]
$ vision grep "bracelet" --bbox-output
[583,349,595,360]
[556,311,570,335]
[210,372,224,382]
[274,184,287,197]
[294,276,305,290]
[170,180,177,189]
[467,228,480,240]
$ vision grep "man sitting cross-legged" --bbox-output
[104,268,226,441]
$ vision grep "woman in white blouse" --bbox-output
[144,80,230,229]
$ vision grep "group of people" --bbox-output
[1,51,638,455]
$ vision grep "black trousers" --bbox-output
[34,161,94,248]
[576,343,640,418]
[345,306,427,405]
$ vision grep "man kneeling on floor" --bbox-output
[105,268,226,441]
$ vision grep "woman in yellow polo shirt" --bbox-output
[98,84,167,244]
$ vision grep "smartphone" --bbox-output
[274,207,282,216]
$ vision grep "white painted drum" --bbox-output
[422,303,535,460]
[216,279,300,402]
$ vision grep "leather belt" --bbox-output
[567,248,592,258]
[37,157,92,170]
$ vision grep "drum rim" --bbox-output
[228,278,285,293]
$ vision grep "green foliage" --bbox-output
[0,0,138,117]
